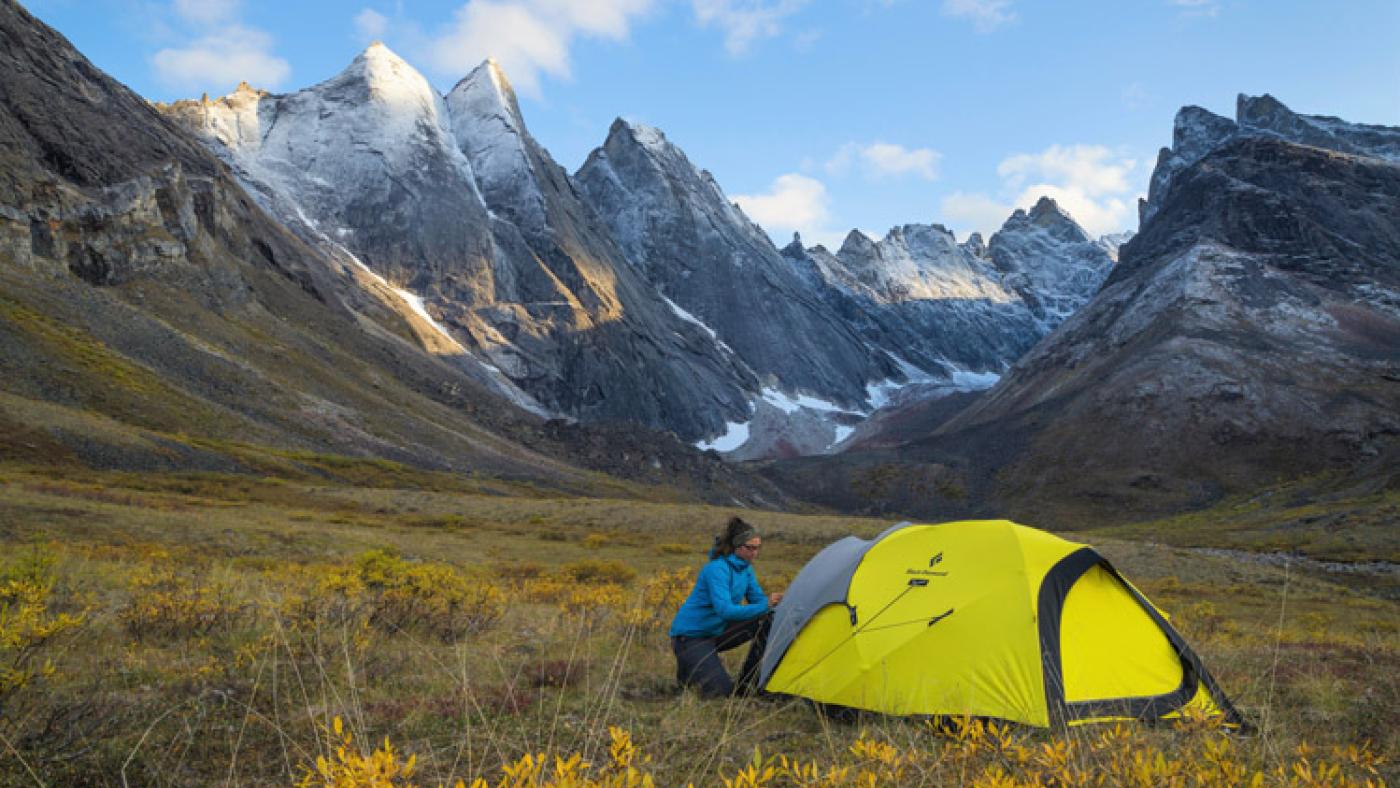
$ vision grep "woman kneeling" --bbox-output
[668,517,783,697]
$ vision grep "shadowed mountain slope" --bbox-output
[160,49,759,443]
[764,96,1400,543]
[0,0,785,505]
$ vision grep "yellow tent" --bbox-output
[759,520,1243,729]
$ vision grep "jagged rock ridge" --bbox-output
[160,45,1123,458]
[0,0,785,504]
[772,94,1399,524]
[577,121,1119,456]
[163,46,757,441]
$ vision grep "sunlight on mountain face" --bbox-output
[149,40,1127,453]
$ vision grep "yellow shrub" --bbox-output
[304,550,506,642]
[0,578,84,705]
[523,577,572,604]
[561,585,626,624]
[621,569,692,631]
[298,715,416,787]
[465,727,656,787]
[560,560,636,586]
[119,563,242,639]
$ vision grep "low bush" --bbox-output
[347,550,505,641]
[119,563,242,640]
[560,560,636,586]
[0,572,84,709]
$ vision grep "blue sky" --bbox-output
[26,0,1400,247]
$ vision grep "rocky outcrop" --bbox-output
[576,120,895,410]
[159,45,1124,457]
[782,224,1039,381]
[771,203,1120,455]
[912,96,1399,520]
[0,0,786,505]
[163,47,756,441]
[988,197,1118,326]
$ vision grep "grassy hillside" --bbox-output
[1,462,1394,785]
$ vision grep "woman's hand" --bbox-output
[770,592,784,606]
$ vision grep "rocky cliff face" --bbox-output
[158,44,1124,459]
[575,120,894,410]
[772,202,1120,454]
[780,229,1031,383]
[0,0,787,505]
[163,48,756,441]
[989,197,1120,326]
[823,95,1400,522]
[573,119,1124,458]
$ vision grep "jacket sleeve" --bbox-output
[745,570,769,610]
[700,562,768,622]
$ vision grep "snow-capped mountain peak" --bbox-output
[449,58,525,132]
[341,42,447,127]
[987,197,1116,325]
[1018,197,1093,244]
[1237,92,1400,162]
[620,119,670,152]
[837,229,878,260]
[445,58,540,226]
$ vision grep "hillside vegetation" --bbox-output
[1,461,1394,785]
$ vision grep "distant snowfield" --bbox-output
[696,420,751,453]
[693,357,1003,456]
[761,387,856,416]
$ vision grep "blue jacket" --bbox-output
[668,553,769,638]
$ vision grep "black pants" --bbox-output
[672,613,772,698]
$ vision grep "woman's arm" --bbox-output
[744,570,768,610]
[700,562,768,622]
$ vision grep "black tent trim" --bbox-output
[1036,548,1247,731]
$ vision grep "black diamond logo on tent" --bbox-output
[929,552,943,568]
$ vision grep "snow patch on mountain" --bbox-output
[761,387,859,416]
[663,296,716,339]
[444,59,546,230]
[696,419,751,453]
[337,243,551,417]
[830,426,855,449]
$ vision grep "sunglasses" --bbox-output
[738,542,762,551]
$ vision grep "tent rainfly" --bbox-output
[758,520,1244,729]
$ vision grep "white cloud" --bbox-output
[354,8,389,41]
[152,25,291,92]
[828,142,941,180]
[172,0,240,26]
[533,0,653,37]
[1009,184,1133,237]
[153,0,289,94]
[733,173,842,245]
[939,191,1014,238]
[426,0,654,97]
[940,0,1016,32]
[692,0,810,55]
[941,144,1142,238]
[997,144,1136,200]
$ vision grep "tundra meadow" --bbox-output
[0,460,1394,786]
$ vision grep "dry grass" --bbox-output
[1080,478,1400,563]
[0,464,1394,785]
